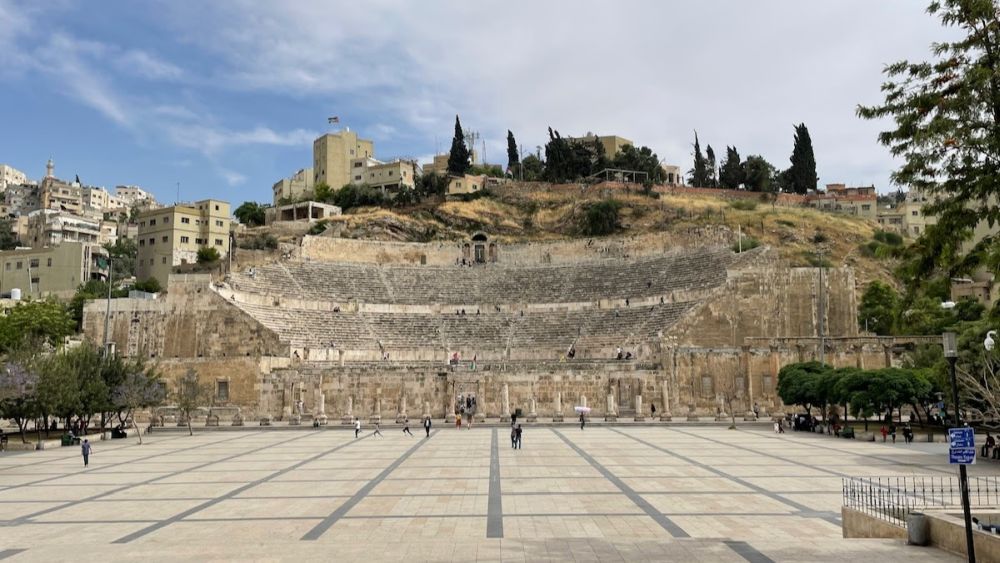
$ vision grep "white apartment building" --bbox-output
[0,165,29,190]
[26,209,101,248]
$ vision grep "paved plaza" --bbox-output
[0,425,977,561]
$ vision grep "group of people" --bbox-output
[615,347,633,361]
[879,423,915,443]
[981,432,1000,459]
[352,416,433,439]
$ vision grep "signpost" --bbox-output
[943,332,976,563]
[949,428,976,465]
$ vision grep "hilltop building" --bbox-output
[565,134,633,157]
[272,168,314,205]
[805,184,877,220]
[0,241,107,299]
[0,164,29,190]
[136,199,231,286]
[421,151,479,176]
[350,157,418,192]
[313,130,374,188]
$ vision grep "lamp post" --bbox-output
[943,331,976,563]
[103,255,113,356]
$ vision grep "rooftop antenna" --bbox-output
[176,181,180,204]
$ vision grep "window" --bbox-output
[163,216,169,223]
[180,236,189,243]
[388,170,393,176]
[195,238,204,245]
[215,220,223,227]
[701,375,713,397]
[214,205,219,211]
[30,277,39,285]
[139,240,145,247]
[762,375,773,394]
[161,236,168,243]
[216,380,229,402]
[181,217,190,224]
[149,238,155,245]
[140,221,146,227]
[162,257,167,264]
[46,258,51,267]
[354,162,363,168]
[215,238,223,246]
[861,204,871,211]
[15,261,22,270]
[4,263,8,271]
[29,258,38,268]
[149,219,156,226]
[911,210,918,216]
[354,175,362,181]
[736,376,746,393]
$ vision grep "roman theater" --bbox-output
[83,231,908,425]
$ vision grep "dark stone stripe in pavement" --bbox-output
[550,429,689,538]
[113,433,370,543]
[607,428,841,526]
[301,430,436,541]
[724,540,775,563]
[0,549,26,560]
[487,427,503,538]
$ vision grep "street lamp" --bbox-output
[943,331,976,563]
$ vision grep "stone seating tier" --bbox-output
[227,245,754,306]
[234,301,695,356]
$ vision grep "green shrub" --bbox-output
[237,234,278,250]
[196,246,221,264]
[308,220,329,236]
[776,219,795,227]
[335,183,385,210]
[729,199,758,211]
[731,237,761,253]
[812,231,829,244]
[873,230,903,246]
[805,253,833,268]
[132,278,162,293]
[580,200,622,236]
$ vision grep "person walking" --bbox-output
[402,418,413,437]
[372,421,383,438]
[456,412,462,430]
[651,403,657,418]
[354,417,361,439]
[880,425,888,442]
[81,439,92,467]
[423,416,432,438]
[510,425,517,449]
[753,403,760,421]
[515,424,523,449]
[579,412,586,430]
[889,423,897,444]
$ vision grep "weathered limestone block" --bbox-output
[660,386,672,421]
[231,411,244,426]
[342,396,353,425]
[396,395,407,424]
[500,384,511,422]
[289,413,302,426]
[369,398,382,424]
[526,398,537,422]
[259,415,272,426]
[552,392,563,422]
[634,395,645,422]
[605,394,617,422]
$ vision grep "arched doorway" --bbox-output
[471,233,488,263]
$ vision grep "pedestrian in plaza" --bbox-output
[515,424,523,449]
[753,403,760,420]
[81,439,92,467]
[402,418,413,437]
[354,417,361,439]
[456,412,462,430]
[982,432,995,457]
[778,419,785,434]
[880,425,888,442]
[774,421,780,434]
[372,421,383,438]
[579,412,586,430]
[511,426,517,449]
[889,423,897,444]
[423,416,432,438]
[651,403,656,418]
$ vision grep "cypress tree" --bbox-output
[447,115,471,175]
[719,146,744,189]
[706,145,717,188]
[788,123,817,194]
[688,132,709,187]
[506,130,519,172]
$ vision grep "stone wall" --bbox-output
[83,274,287,360]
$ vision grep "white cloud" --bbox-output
[219,168,247,186]
[116,49,183,80]
[164,123,318,156]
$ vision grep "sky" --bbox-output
[0,1,954,206]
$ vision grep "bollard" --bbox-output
[907,512,928,546]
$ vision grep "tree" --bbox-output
[788,123,818,194]
[234,201,267,227]
[506,130,519,173]
[104,238,137,282]
[175,369,209,436]
[612,145,665,185]
[719,146,744,189]
[580,200,622,236]
[314,183,333,203]
[0,218,20,250]
[777,361,830,414]
[742,155,776,192]
[196,247,221,264]
[705,145,718,188]
[111,357,164,444]
[0,355,39,442]
[447,115,471,175]
[520,154,545,181]
[688,132,709,187]
[858,281,899,335]
[0,299,75,353]
[858,1,1000,238]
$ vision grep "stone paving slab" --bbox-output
[0,426,970,562]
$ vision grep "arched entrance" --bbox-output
[471,233,488,264]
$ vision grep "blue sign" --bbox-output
[949,427,975,449]
[950,447,977,465]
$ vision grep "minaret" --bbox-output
[45,158,54,179]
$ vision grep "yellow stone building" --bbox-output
[565,134,634,157]
[313,130,374,189]
[0,241,107,298]
[136,199,231,286]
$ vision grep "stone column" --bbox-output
[605,393,617,422]
[634,394,645,422]
[445,381,456,423]
[500,383,511,422]
[396,394,407,423]
[371,398,382,423]
[660,385,672,421]
[342,395,353,425]
[526,398,538,422]
[315,391,328,426]
[475,379,486,423]
[552,392,564,422]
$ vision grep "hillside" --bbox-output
[247,183,898,287]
